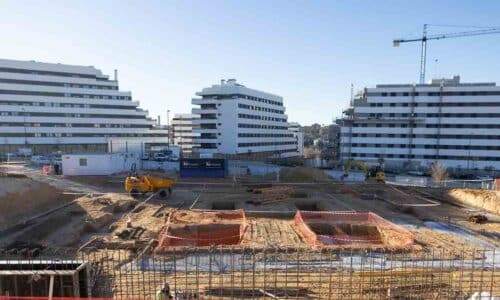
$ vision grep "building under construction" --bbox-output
[338,76,500,171]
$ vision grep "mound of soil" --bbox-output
[266,167,333,182]
[448,189,500,215]
[0,177,73,230]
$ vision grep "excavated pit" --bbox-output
[295,202,320,211]
[211,201,236,210]
[294,211,413,248]
[156,210,247,250]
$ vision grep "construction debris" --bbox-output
[468,214,488,224]
[252,186,295,205]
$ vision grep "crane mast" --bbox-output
[393,24,500,84]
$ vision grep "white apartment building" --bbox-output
[171,113,200,155]
[191,79,298,158]
[0,59,168,154]
[288,122,304,157]
[339,76,500,171]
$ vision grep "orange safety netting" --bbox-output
[156,210,247,249]
[294,210,414,248]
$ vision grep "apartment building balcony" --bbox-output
[193,128,217,134]
[192,108,218,115]
[197,143,217,150]
[195,138,219,144]
[356,117,425,124]
[192,98,219,105]
[192,118,218,124]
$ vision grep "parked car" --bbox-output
[141,153,150,160]
[153,153,167,161]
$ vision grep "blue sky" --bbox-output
[1,0,499,125]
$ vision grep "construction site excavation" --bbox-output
[0,163,499,299]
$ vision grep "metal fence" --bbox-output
[1,247,498,299]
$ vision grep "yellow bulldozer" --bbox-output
[343,160,385,182]
[124,163,175,198]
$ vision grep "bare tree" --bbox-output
[431,162,448,186]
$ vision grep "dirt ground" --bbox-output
[2,168,499,299]
[1,166,499,255]
[0,192,141,248]
[449,188,500,215]
[0,177,74,231]
[242,217,304,248]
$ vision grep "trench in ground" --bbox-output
[308,222,383,244]
[211,201,236,210]
[164,223,242,247]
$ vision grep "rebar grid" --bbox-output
[1,247,498,299]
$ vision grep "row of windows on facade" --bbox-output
[0,143,108,154]
[0,78,117,90]
[0,101,134,110]
[366,91,500,97]
[0,112,147,119]
[238,113,287,122]
[361,113,500,118]
[352,123,500,129]
[172,129,198,134]
[0,123,150,128]
[349,143,500,151]
[237,141,297,147]
[0,90,131,100]
[348,152,500,161]
[202,94,283,106]
[367,102,500,107]
[346,133,500,140]
[237,133,295,138]
[237,123,289,130]
[196,145,296,154]
[237,103,284,114]
[1,132,167,138]
[199,133,217,138]
[0,67,108,80]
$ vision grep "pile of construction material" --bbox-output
[246,184,307,205]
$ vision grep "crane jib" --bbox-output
[393,25,500,83]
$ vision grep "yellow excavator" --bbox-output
[343,160,385,182]
[124,163,175,198]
